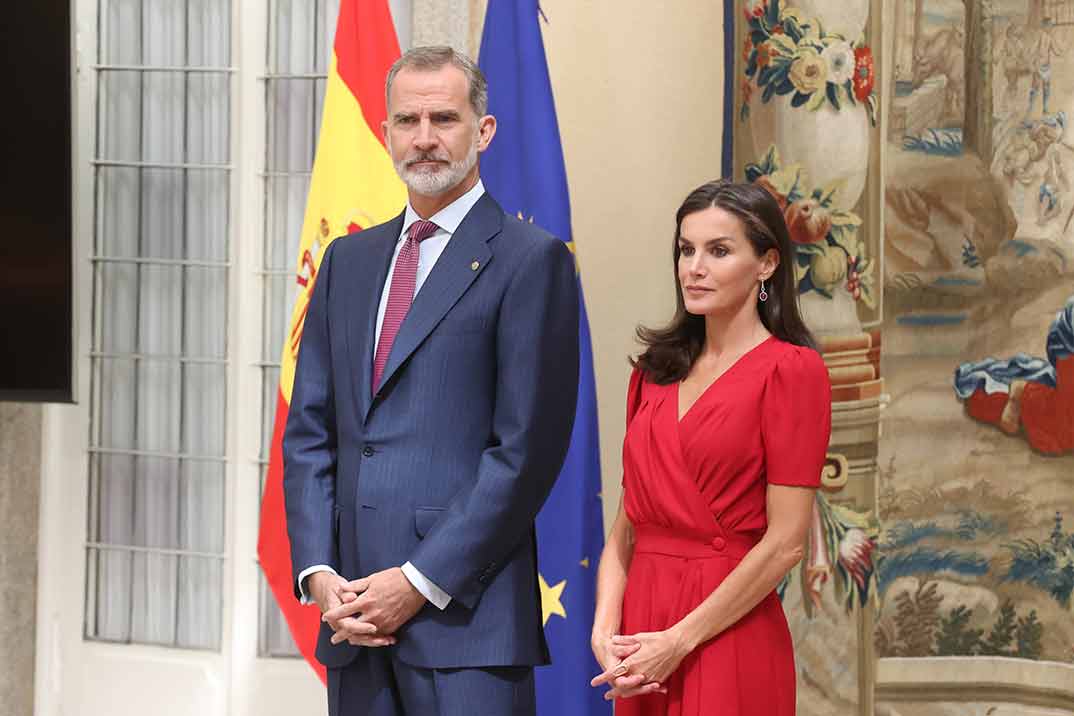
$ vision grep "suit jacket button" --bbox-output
[362,446,374,457]
[711,537,726,551]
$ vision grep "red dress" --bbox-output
[617,337,831,716]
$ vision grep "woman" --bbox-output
[590,180,831,715]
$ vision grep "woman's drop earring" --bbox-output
[759,279,769,303]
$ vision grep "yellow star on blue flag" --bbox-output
[539,573,567,625]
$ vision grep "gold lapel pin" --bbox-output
[471,260,480,271]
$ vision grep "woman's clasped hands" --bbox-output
[590,627,694,701]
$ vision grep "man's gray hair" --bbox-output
[385,46,489,117]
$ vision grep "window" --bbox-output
[85,0,232,650]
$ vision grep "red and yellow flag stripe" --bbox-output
[257,0,406,682]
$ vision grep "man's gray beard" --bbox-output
[395,142,479,197]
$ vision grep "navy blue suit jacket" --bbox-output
[282,191,580,670]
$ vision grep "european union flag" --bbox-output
[479,3,609,714]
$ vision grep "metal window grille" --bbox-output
[85,0,232,651]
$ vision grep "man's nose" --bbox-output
[414,118,438,149]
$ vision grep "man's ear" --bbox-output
[477,115,497,153]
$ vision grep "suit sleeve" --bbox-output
[282,239,340,599]
[407,236,580,609]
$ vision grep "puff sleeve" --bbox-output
[621,366,647,488]
[626,365,645,427]
[761,346,832,487]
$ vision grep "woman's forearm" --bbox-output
[671,536,801,651]
[592,511,634,637]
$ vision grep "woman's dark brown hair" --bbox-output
[634,179,817,384]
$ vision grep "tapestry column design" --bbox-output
[733,1,884,714]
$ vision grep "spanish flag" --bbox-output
[256,0,405,682]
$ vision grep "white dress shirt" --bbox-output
[298,179,487,612]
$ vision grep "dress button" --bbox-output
[711,537,726,551]
[362,446,375,457]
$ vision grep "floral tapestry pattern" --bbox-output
[728,0,1074,714]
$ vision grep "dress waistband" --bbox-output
[633,523,756,560]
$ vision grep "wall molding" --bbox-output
[877,657,1074,712]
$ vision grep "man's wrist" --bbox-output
[298,564,339,606]
[307,571,332,590]
[400,561,451,610]
[401,568,426,602]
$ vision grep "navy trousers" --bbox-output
[327,647,536,716]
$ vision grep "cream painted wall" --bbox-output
[539,1,727,530]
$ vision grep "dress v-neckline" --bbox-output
[676,335,775,424]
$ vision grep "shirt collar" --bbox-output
[401,179,486,238]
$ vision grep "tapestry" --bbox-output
[728,1,1074,713]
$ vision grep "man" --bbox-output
[999,22,1029,108]
[283,46,579,716]
[1029,16,1065,117]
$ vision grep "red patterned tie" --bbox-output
[372,219,440,392]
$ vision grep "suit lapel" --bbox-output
[346,212,404,420]
[365,194,503,420]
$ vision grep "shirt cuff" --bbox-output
[401,561,452,610]
[297,564,338,605]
